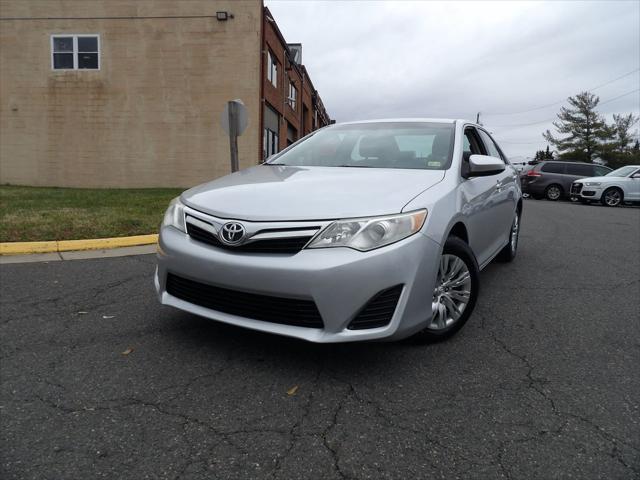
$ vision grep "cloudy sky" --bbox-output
[265,0,640,161]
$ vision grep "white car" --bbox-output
[571,165,640,207]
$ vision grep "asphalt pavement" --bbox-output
[1,200,639,480]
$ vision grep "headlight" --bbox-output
[306,210,427,251]
[162,197,186,232]
[585,182,602,186]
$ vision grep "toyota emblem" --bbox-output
[219,222,246,245]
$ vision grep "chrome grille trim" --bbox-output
[182,206,331,248]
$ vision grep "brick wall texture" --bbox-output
[0,0,263,188]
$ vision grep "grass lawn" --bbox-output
[0,185,184,242]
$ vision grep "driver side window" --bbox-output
[478,130,505,163]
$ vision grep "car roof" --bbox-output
[538,160,595,165]
[336,118,461,126]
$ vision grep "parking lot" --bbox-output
[1,199,639,480]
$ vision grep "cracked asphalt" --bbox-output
[1,200,639,480]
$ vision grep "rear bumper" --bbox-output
[520,181,545,196]
[155,226,442,343]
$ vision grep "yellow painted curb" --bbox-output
[0,234,158,256]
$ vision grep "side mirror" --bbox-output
[466,154,506,177]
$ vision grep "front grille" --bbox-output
[571,183,583,195]
[186,223,312,254]
[347,285,403,330]
[166,273,324,328]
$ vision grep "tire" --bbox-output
[601,187,623,207]
[413,236,479,342]
[545,184,563,201]
[496,211,520,263]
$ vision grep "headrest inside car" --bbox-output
[359,135,399,159]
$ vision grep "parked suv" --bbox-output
[156,119,522,343]
[571,165,640,206]
[521,161,612,200]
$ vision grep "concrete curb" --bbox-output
[0,234,158,256]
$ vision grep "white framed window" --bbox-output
[263,128,279,159]
[267,51,277,87]
[288,81,297,110]
[51,34,100,70]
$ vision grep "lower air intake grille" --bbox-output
[347,285,403,330]
[187,223,312,254]
[166,273,324,328]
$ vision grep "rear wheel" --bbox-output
[545,184,563,201]
[413,236,479,342]
[601,187,623,207]
[496,211,520,262]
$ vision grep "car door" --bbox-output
[477,129,517,253]
[459,127,507,267]
[566,163,595,188]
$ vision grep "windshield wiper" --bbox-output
[335,164,375,168]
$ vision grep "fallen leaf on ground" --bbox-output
[102,315,115,319]
[121,347,134,356]
[287,385,298,396]
[77,311,88,315]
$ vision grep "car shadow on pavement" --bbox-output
[157,308,428,374]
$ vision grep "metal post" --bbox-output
[228,101,239,172]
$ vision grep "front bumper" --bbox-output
[572,182,602,199]
[155,226,442,343]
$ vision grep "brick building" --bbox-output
[0,0,330,188]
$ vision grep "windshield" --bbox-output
[268,122,455,170]
[606,166,637,177]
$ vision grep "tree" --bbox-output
[543,92,613,162]
[544,145,554,159]
[610,113,639,153]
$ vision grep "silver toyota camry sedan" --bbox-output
[155,119,522,342]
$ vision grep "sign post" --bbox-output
[221,99,248,173]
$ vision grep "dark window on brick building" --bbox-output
[51,34,99,70]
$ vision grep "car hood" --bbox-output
[181,165,445,221]
[575,176,611,183]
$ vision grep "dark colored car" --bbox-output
[520,161,612,201]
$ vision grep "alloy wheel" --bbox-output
[604,189,621,206]
[510,214,520,253]
[430,254,471,330]
[547,186,561,200]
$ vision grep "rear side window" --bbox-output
[541,162,565,174]
[565,163,594,176]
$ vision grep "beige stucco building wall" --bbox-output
[0,0,262,188]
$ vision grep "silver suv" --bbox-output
[156,119,522,342]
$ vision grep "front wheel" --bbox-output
[413,236,479,342]
[601,187,623,207]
